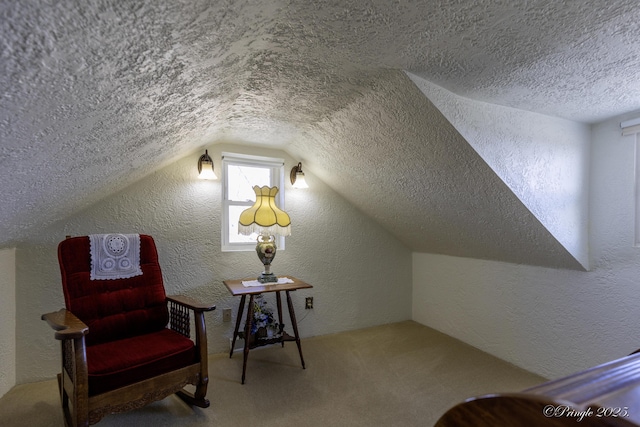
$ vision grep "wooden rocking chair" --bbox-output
[42,234,215,426]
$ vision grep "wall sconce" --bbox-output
[290,162,309,188]
[197,150,217,180]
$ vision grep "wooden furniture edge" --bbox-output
[167,295,216,312]
[42,309,89,340]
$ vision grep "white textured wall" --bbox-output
[413,111,640,380]
[408,74,590,269]
[16,143,412,384]
[0,248,16,397]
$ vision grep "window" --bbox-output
[222,152,286,251]
[622,118,640,246]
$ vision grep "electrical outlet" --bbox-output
[222,308,232,322]
[305,296,313,309]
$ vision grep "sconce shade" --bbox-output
[238,186,291,237]
[290,162,309,189]
[198,150,217,179]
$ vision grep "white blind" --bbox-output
[622,124,640,136]
[621,117,640,135]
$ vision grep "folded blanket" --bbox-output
[89,234,142,280]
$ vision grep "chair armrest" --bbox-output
[167,295,216,312]
[42,309,89,340]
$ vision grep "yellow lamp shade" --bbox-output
[238,186,291,237]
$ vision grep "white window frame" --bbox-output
[221,152,286,252]
[621,118,640,247]
[634,134,640,247]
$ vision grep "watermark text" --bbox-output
[543,405,629,422]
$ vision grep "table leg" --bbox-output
[276,291,284,347]
[241,294,255,384]
[286,290,305,369]
[230,295,246,358]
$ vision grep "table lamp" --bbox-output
[238,185,291,283]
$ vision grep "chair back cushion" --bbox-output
[58,235,169,346]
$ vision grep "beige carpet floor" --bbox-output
[0,321,545,427]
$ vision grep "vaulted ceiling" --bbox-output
[2,1,640,269]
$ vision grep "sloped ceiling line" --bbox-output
[407,73,590,270]
[288,71,586,270]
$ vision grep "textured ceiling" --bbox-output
[2,0,639,268]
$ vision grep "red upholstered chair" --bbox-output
[42,235,215,427]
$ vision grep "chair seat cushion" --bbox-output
[87,328,196,396]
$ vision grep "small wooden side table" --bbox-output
[223,276,313,384]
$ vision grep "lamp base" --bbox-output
[257,272,278,283]
[256,235,278,284]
